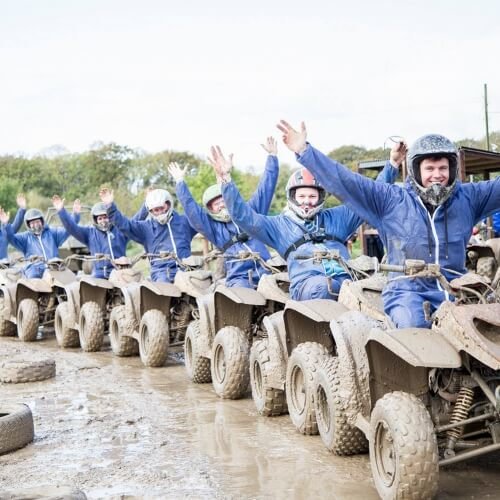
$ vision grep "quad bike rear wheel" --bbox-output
[109,305,139,357]
[250,339,287,416]
[79,301,105,352]
[0,296,16,337]
[211,326,250,399]
[184,319,211,383]
[139,309,169,367]
[54,302,79,348]
[314,356,367,454]
[17,298,39,342]
[370,391,439,500]
[286,341,329,435]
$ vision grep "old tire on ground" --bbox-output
[184,319,211,383]
[477,256,496,280]
[250,339,287,416]
[211,326,250,399]
[0,358,56,383]
[17,298,39,342]
[0,296,16,337]
[370,391,439,500]
[139,309,169,367]
[0,404,34,455]
[54,302,80,348]
[79,301,105,352]
[109,305,139,357]
[286,341,330,435]
[314,356,367,454]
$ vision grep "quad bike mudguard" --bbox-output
[44,268,75,288]
[174,270,213,299]
[256,272,289,305]
[261,310,288,390]
[283,299,348,356]
[196,292,216,358]
[64,281,80,326]
[0,284,17,320]
[79,276,114,311]
[140,281,181,317]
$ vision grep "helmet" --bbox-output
[24,208,44,234]
[286,168,326,219]
[202,184,231,223]
[145,189,173,224]
[91,202,111,232]
[407,133,458,206]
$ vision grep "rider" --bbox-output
[277,120,500,326]
[0,200,81,278]
[0,194,27,259]
[52,195,148,278]
[168,137,280,288]
[210,143,403,300]
[100,187,197,282]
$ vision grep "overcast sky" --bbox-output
[1,0,499,170]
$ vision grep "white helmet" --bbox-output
[145,189,174,224]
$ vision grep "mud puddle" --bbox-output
[1,336,499,499]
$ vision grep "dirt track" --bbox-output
[1,334,500,499]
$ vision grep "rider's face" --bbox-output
[96,214,109,224]
[295,187,320,211]
[208,196,225,213]
[420,158,450,188]
[150,202,170,216]
[29,219,43,231]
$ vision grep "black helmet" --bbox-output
[407,134,458,206]
[24,208,44,234]
[91,202,111,232]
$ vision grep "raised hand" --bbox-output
[261,136,278,156]
[207,146,233,182]
[168,162,187,183]
[16,193,26,209]
[276,120,307,154]
[73,198,82,214]
[99,188,114,205]
[0,207,9,225]
[52,195,65,211]
[390,140,408,168]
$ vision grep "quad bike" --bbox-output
[54,253,146,351]
[0,256,77,341]
[185,251,289,402]
[310,258,500,499]
[467,237,500,285]
[0,257,25,287]
[109,251,213,367]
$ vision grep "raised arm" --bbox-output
[1,207,28,253]
[11,193,27,232]
[131,202,148,221]
[464,177,500,222]
[57,207,91,246]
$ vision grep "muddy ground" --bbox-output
[1,334,499,500]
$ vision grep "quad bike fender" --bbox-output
[283,299,348,356]
[262,310,288,390]
[365,326,461,412]
[214,285,265,333]
[140,282,180,317]
[44,268,76,287]
[64,281,80,327]
[197,293,215,357]
[79,278,111,311]
[256,273,289,305]
[174,270,213,298]
[329,310,380,427]
[120,283,141,328]
[0,284,16,319]
[17,278,51,294]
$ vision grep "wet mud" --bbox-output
[1,334,499,499]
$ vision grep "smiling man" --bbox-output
[278,121,500,327]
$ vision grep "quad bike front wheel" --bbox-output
[79,301,105,352]
[370,391,439,500]
[17,298,39,342]
[0,296,16,337]
[285,341,329,435]
[314,356,367,454]
[184,319,211,383]
[139,309,169,367]
[211,326,250,399]
[54,302,79,348]
[109,305,139,357]
[250,339,287,416]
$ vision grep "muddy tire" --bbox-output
[477,256,496,279]
[109,305,139,357]
[54,302,80,348]
[17,298,39,342]
[211,326,250,399]
[139,309,169,367]
[314,357,367,454]
[286,341,330,435]
[250,339,287,416]
[370,391,439,500]
[0,404,34,455]
[79,301,105,352]
[0,296,15,337]
[0,358,56,383]
[184,319,211,383]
